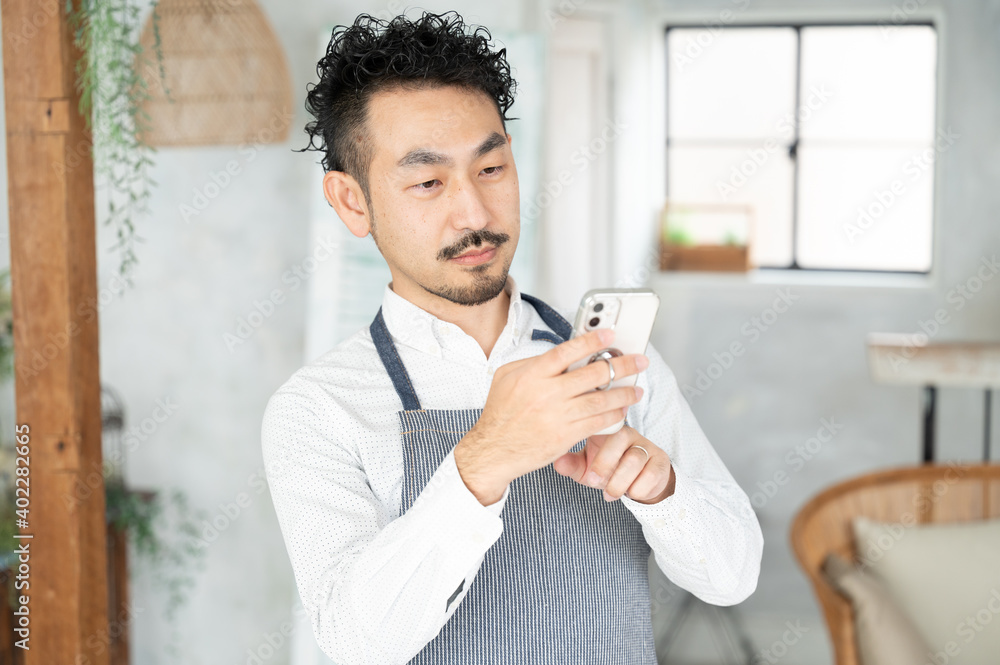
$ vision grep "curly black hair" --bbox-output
[295,10,519,208]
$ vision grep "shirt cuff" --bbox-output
[483,483,510,516]
[409,448,507,553]
[619,465,707,555]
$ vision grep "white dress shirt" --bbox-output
[261,274,763,665]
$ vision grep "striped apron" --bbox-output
[369,291,656,664]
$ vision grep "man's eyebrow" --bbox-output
[395,131,508,169]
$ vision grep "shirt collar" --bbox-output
[380,274,526,356]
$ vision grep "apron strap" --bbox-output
[521,292,573,344]
[370,307,422,411]
[369,293,574,411]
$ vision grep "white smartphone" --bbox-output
[566,288,660,435]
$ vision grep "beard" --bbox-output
[430,228,513,306]
[426,249,513,306]
[370,205,516,306]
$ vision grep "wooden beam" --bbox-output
[1,1,110,662]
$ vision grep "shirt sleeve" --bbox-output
[261,387,510,665]
[617,342,763,606]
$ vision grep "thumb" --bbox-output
[552,448,587,481]
[553,435,603,481]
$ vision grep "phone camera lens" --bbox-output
[588,316,601,328]
[593,303,604,312]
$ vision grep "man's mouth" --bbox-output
[450,245,497,265]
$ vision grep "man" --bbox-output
[264,10,762,665]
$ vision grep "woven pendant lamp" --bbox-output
[134,0,293,146]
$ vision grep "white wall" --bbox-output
[0,1,529,664]
[587,0,1000,662]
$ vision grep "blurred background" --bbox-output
[0,0,998,663]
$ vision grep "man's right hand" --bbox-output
[454,328,649,505]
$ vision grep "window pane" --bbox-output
[668,145,794,267]
[796,145,934,271]
[668,27,797,141]
[666,24,937,273]
[800,26,937,142]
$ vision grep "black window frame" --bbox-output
[664,20,939,275]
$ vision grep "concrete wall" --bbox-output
[600,0,1000,662]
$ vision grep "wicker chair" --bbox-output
[789,463,1000,665]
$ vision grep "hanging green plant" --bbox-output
[65,0,172,287]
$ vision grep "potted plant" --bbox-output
[659,202,752,272]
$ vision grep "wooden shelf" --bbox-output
[659,243,750,272]
[867,335,1000,388]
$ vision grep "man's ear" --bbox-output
[323,171,371,238]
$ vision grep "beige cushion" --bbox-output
[852,516,1000,665]
[822,552,932,665]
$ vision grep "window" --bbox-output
[665,24,939,272]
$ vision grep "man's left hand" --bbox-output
[552,423,675,504]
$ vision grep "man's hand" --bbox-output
[553,423,675,505]
[455,328,648,504]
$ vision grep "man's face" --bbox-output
[363,84,520,306]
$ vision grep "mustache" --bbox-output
[440,230,510,261]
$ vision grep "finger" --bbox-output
[559,353,648,397]
[603,447,657,501]
[620,461,669,501]
[539,328,615,376]
[551,438,598,481]
[566,384,642,425]
[577,424,639,488]
[563,404,631,450]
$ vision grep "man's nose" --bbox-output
[447,177,491,230]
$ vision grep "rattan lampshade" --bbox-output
[134,0,293,146]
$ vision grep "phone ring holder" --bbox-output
[589,347,623,390]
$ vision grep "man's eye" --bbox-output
[413,166,503,191]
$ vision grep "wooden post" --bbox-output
[1,1,110,663]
